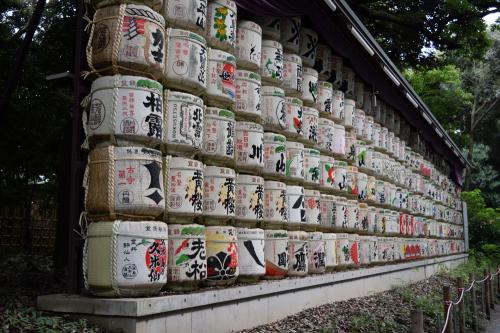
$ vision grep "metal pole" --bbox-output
[470,273,478,333]
[410,309,424,333]
[457,277,465,333]
[443,284,452,333]
[484,269,490,320]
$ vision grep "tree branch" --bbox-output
[471,97,500,131]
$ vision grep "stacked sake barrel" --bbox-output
[80,1,466,298]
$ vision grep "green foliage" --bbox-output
[348,314,400,333]
[468,144,500,207]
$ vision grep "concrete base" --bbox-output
[38,254,468,333]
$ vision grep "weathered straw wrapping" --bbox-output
[84,146,165,220]
[86,4,166,80]
[90,0,163,11]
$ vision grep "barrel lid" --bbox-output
[319,118,335,126]
[381,126,388,132]
[236,121,263,132]
[335,196,347,203]
[205,107,235,119]
[235,70,261,83]
[264,132,286,143]
[288,231,308,241]
[373,122,381,128]
[204,165,235,177]
[348,233,360,240]
[165,90,204,106]
[304,189,320,196]
[286,185,304,195]
[358,203,368,209]
[168,224,205,238]
[167,28,207,45]
[99,146,162,161]
[320,155,335,163]
[320,194,335,200]
[302,67,318,77]
[283,53,302,63]
[206,226,237,241]
[116,4,165,26]
[285,97,303,105]
[308,232,323,241]
[336,233,349,239]
[237,227,264,240]
[332,89,344,96]
[168,156,204,170]
[264,180,286,189]
[304,148,320,156]
[88,221,168,239]
[319,81,333,88]
[264,229,288,239]
[262,39,283,49]
[322,233,336,241]
[355,109,365,116]
[208,48,236,63]
[236,173,264,185]
[91,75,162,93]
[285,141,304,149]
[210,0,237,12]
[345,98,355,106]
[261,85,285,97]
[237,20,262,34]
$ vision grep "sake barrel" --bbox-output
[235,174,264,222]
[348,234,360,265]
[358,203,368,231]
[329,55,343,88]
[367,176,376,202]
[319,194,336,228]
[323,233,337,270]
[264,230,289,279]
[319,155,336,192]
[317,118,335,154]
[333,160,348,193]
[260,39,284,85]
[308,232,326,273]
[299,27,318,67]
[167,224,206,289]
[85,146,165,219]
[283,53,303,97]
[287,231,308,276]
[234,70,262,122]
[283,97,304,139]
[304,189,321,225]
[263,132,287,179]
[355,140,367,169]
[262,86,286,132]
[332,123,346,157]
[314,44,332,80]
[301,67,319,106]
[164,90,204,155]
[343,98,355,128]
[379,126,388,152]
[347,199,359,230]
[205,0,237,51]
[85,220,168,297]
[203,166,235,221]
[206,48,236,108]
[256,16,280,40]
[164,28,207,95]
[162,0,206,32]
[287,185,306,224]
[302,106,319,146]
[235,121,264,172]
[357,172,368,201]
[337,233,350,266]
[372,122,381,148]
[280,17,301,53]
[165,156,204,220]
[91,0,162,10]
[386,131,394,155]
[84,75,163,147]
[341,66,355,98]
[359,235,371,265]
[285,141,305,183]
[334,196,348,229]
[354,109,365,139]
[205,226,238,284]
[367,206,377,233]
[236,20,262,71]
[237,228,265,280]
[264,180,288,224]
[304,148,320,187]
[345,131,356,162]
[201,107,235,163]
[87,4,165,79]
[375,179,385,205]
[331,90,344,122]
[316,81,333,117]
[346,165,358,197]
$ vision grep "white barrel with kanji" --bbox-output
[333,160,348,194]
[205,0,237,52]
[299,27,318,67]
[372,122,380,148]
[264,180,287,224]
[280,17,301,53]
[357,171,368,201]
[205,226,238,284]
[301,67,318,106]
[202,107,235,163]
[235,174,264,222]
[162,0,206,33]
[284,97,303,139]
[354,109,365,139]
[237,228,265,279]
[164,90,204,155]
[358,202,369,232]
[234,70,262,122]
[331,90,344,122]
[235,121,264,172]
[203,166,235,221]
[316,81,333,117]
[285,141,304,182]
[334,196,348,229]
[337,233,350,266]
[264,230,289,279]
[164,28,207,95]
[206,48,236,108]
[319,155,336,192]
[260,39,283,85]
[323,233,337,270]
[319,194,335,228]
[283,53,302,97]
[315,44,332,80]
[304,148,320,187]
[85,220,168,297]
[332,123,345,158]
[317,118,335,155]
[304,189,321,225]
[367,206,377,233]
[85,147,165,219]
[346,165,359,197]
[262,86,286,132]
[330,55,343,87]
[287,185,305,224]
[236,20,262,71]
[301,106,319,146]
[85,76,164,148]
[92,0,162,10]
[167,224,206,288]
[348,234,360,265]
[308,232,326,273]
[343,98,355,129]
[263,132,287,179]
[346,199,359,230]
[287,231,308,276]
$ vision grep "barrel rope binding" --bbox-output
[108,145,115,214]
[111,74,119,146]
[111,4,127,74]
[78,212,90,291]
[111,220,121,296]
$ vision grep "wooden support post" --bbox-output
[497,266,500,299]
[470,273,478,333]
[457,277,465,333]
[489,268,495,309]
[484,269,490,320]
[410,309,424,333]
[443,284,452,333]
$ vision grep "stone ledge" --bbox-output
[38,253,467,318]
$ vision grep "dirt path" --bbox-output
[485,306,500,333]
